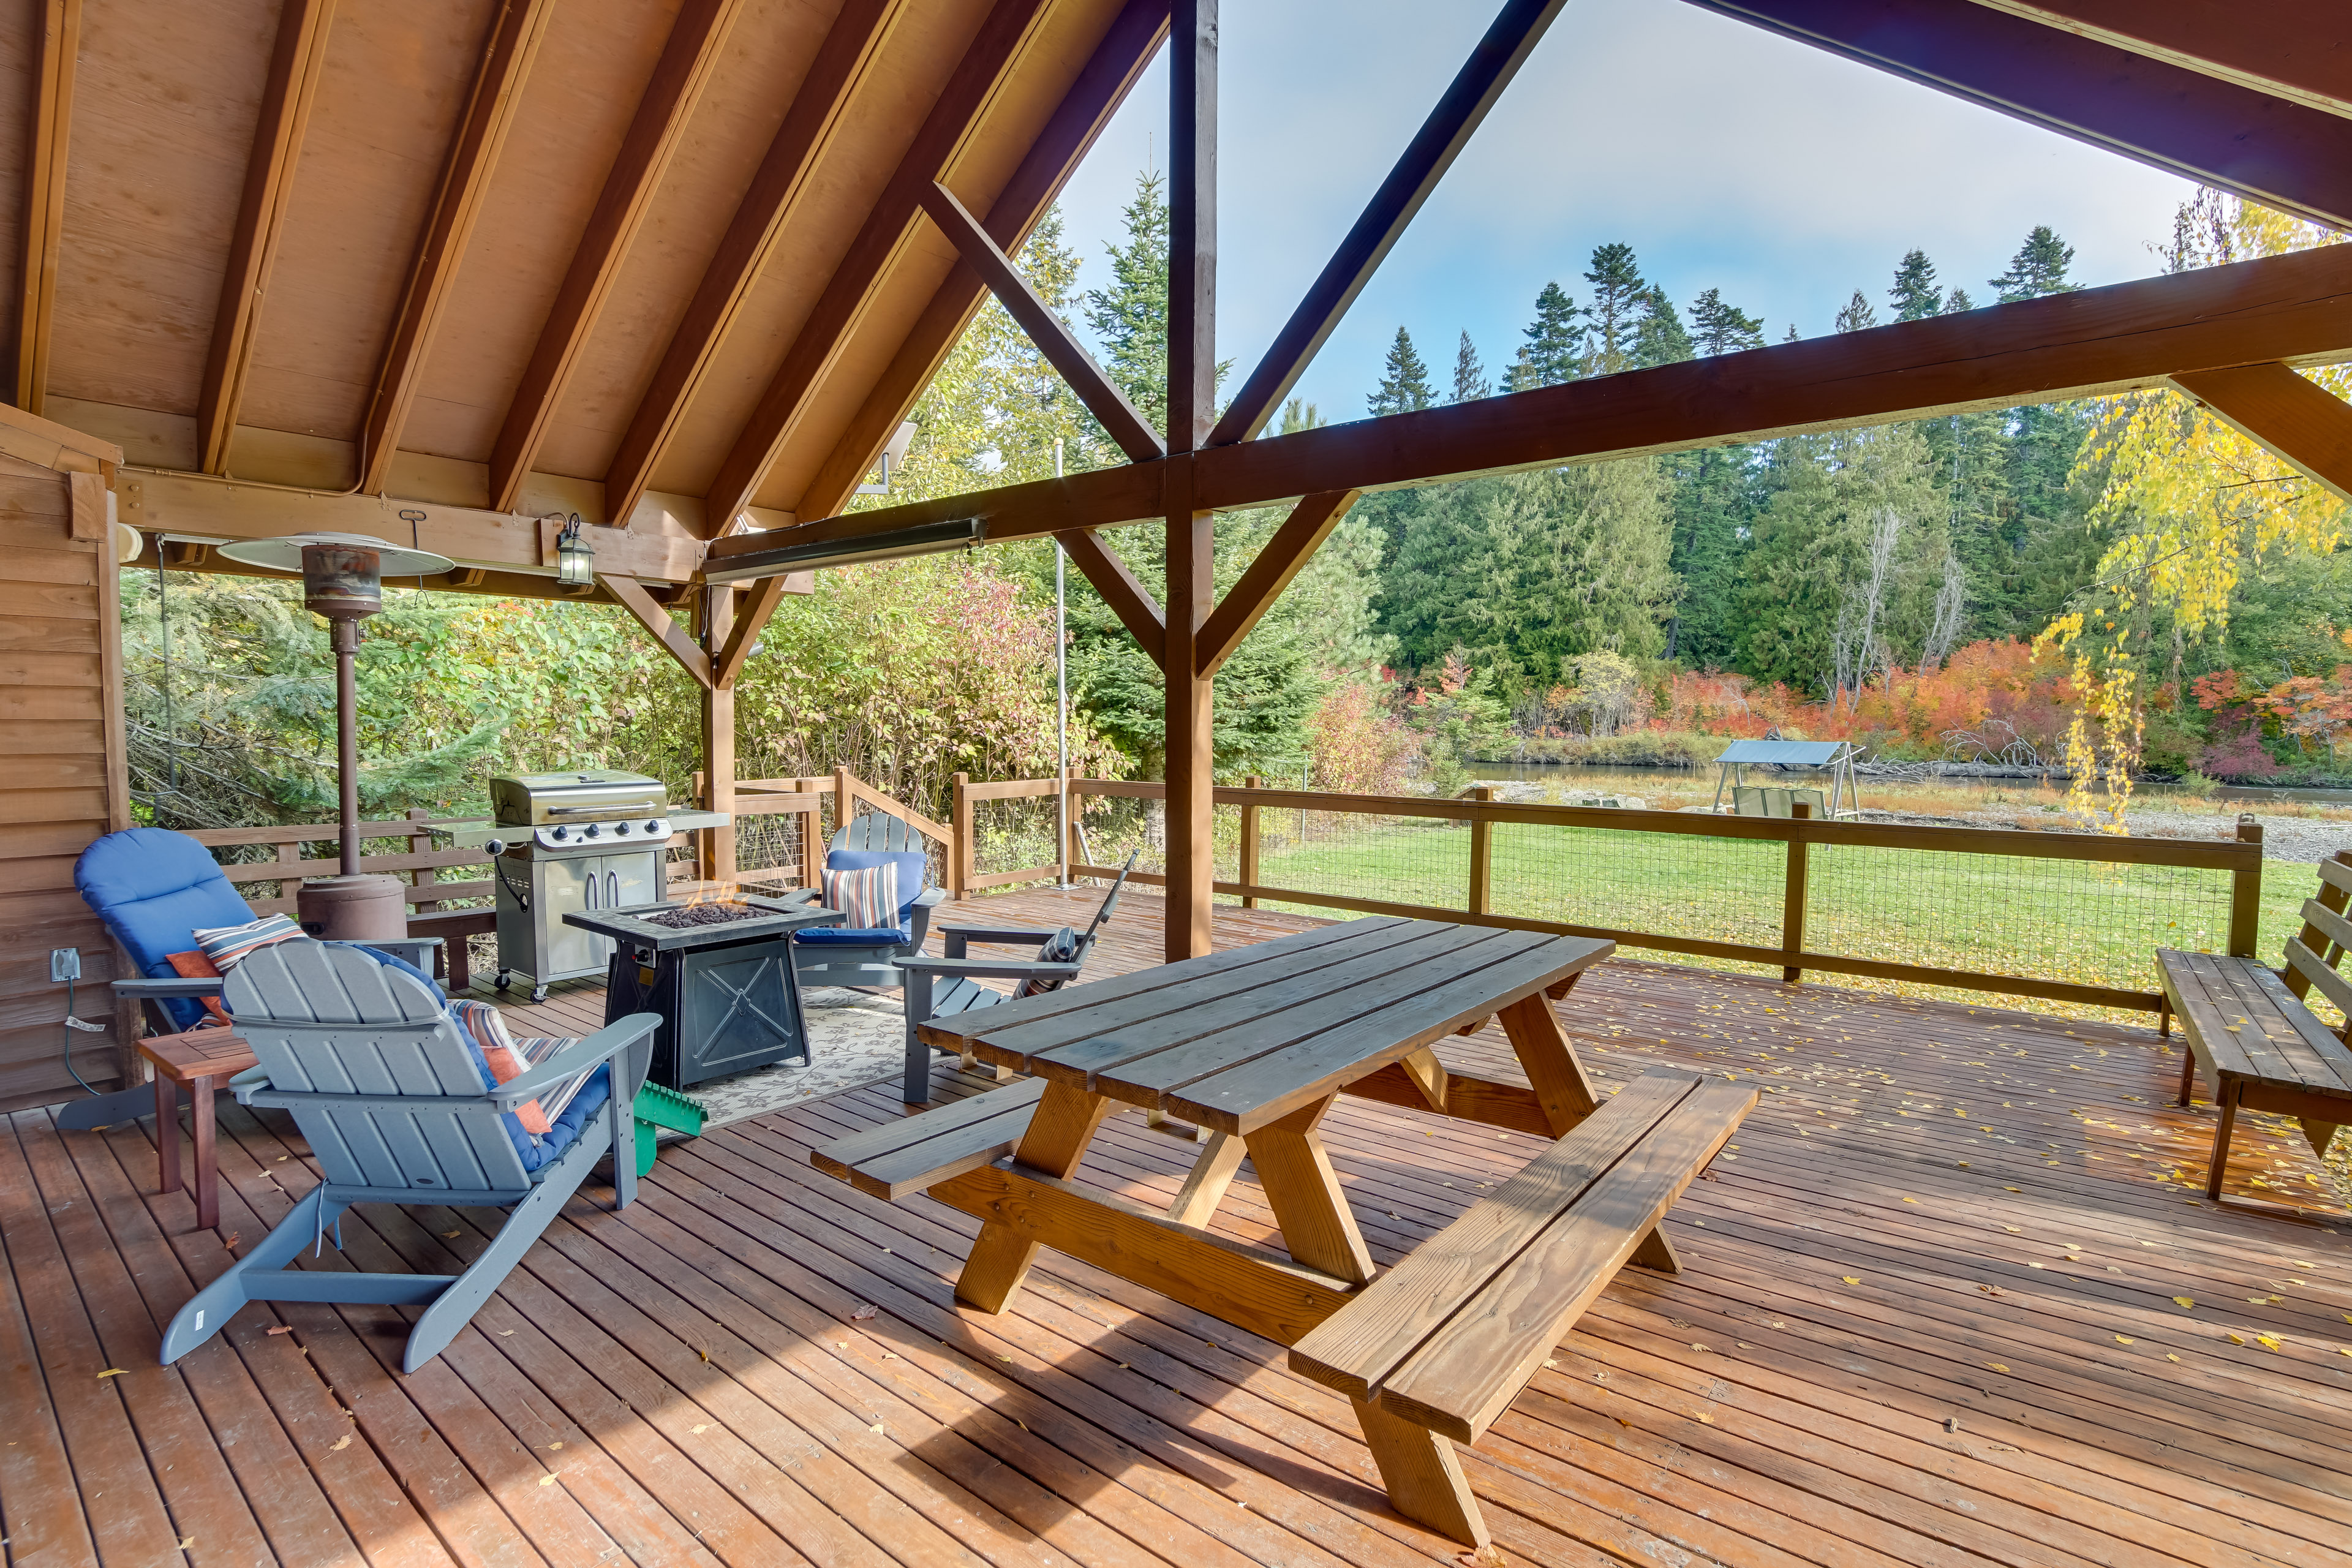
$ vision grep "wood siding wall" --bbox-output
[0,450,129,1112]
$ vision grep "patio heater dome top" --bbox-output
[215,530,453,581]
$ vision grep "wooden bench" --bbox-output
[811,1076,1050,1199]
[2158,851,2352,1196]
[1287,1069,1754,1547]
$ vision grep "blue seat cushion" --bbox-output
[826,849,928,925]
[794,926,911,947]
[75,827,259,1031]
[350,946,610,1175]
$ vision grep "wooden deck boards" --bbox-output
[4,888,2350,1567]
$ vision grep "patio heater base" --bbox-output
[297,873,409,940]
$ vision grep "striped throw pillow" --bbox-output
[822,862,900,930]
[448,997,597,1138]
[191,913,304,970]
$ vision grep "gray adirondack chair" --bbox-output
[780,809,949,992]
[160,941,657,1372]
[895,854,1134,1102]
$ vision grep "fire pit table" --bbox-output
[566,895,842,1090]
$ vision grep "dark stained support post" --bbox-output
[1163,0,1216,962]
[1208,0,1570,445]
[2228,816,2263,959]
[1467,785,1493,916]
[2171,361,2352,504]
[1239,775,1261,909]
[15,0,80,414]
[701,587,736,886]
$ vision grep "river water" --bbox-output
[1464,761,2352,808]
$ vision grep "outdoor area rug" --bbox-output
[681,986,909,1131]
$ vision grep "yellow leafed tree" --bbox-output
[2046,192,2351,829]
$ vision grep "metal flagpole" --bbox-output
[1054,435,1074,888]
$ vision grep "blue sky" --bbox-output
[1049,0,2202,421]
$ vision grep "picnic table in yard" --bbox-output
[812,915,1755,1548]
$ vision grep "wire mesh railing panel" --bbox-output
[1249,809,1469,915]
[971,794,1062,881]
[1803,844,2236,1000]
[1072,794,1166,880]
[1487,823,1785,964]
[732,809,806,889]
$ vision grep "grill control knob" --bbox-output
[613,821,630,834]
[551,825,568,840]
[584,823,602,839]
[645,819,662,834]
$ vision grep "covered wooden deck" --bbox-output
[4,889,2349,1567]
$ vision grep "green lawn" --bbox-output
[1238,816,2326,1023]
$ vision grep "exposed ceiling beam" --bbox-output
[708,240,2352,569]
[1208,0,1568,447]
[1194,489,1359,677]
[699,0,1055,535]
[197,0,337,475]
[1681,0,2352,232]
[713,573,789,687]
[2171,362,2352,504]
[919,180,1163,462]
[603,571,714,687]
[1970,1,2352,120]
[488,0,748,514]
[794,0,1168,522]
[14,0,81,415]
[1058,527,1164,669]
[600,0,903,531]
[356,0,556,496]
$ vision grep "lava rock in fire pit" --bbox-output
[644,901,766,930]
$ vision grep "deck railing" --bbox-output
[954,774,2267,1017]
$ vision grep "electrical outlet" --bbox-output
[50,948,80,982]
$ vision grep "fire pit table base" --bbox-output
[566,896,843,1091]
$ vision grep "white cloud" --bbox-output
[1052,0,2199,420]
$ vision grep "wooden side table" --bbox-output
[139,1028,258,1231]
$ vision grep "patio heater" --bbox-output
[216,532,453,940]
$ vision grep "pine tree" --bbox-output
[1520,283,1581,386]
[1368,326,1436,416]
[1689,288,1765,355]
[1783,323,1803,343]
[1942,286,1975,314]
[1632,287,1694,369]
[1082,171,1170,432]
[1989,225,2078,302]
[1834,288,1879,333]
[1449,331,1490,402]
[1277,398,1325,434]
[1888,249,1943,320]
[1581,243,1648,374]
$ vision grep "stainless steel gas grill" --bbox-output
[484,771,673,1001]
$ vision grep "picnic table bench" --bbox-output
[2158,851,2352,1197]
[810,915,1753,1548]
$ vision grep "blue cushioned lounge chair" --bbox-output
[162,940,656,1372]
[61,827,440,1131]
[781,810,948,993]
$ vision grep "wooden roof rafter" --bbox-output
[1970,1,2352,121]
[195,0,338,476]
[13,0,81,416]
[698,0,1060,537]
[793,0,1170,522]
[486,0,752,514]
[599,0,908,532]
[356,0,557,496]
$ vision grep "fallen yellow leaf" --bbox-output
[330,1435,351,1452]
[96,1368,126,1379]
[538,1474,557,1487]
[1985,1362,2008,1373]
[2256,1335,2282,1351]
[2166,1354,2180,1362]
[2174,1297,2194,1309]
[2228,1333,2247,1345]
[690,1423,709,1434]
[1841,1276,1861,1285]
[2114,1335,2134,1345]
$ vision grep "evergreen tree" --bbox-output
[1368,326,1436,416]
[1783,323,1803,343]
[1834,288,1879,333]
[1449,331,1490,402]
[1888,249,1943,320]
[1942,285,1975,314]
[1632,287,1694,369]
[1082,171,1170,432]
[1689,288,1765,355]
[1662,443,1759,667]
[1518,283,1581,386]
[1277,398,1325,434]
[1581,243,1648,374]
[1989,225,2078,302]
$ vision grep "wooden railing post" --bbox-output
[2228,815,2264,959]
[1468,785,1494,916]
[1240,775,1262,908]
[405,807,440,913]
[951,771,972,901]
[1782,801,1812,984]
[796,778,823,890]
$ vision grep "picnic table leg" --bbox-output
[1352,1396,1489,1550]
[955,1081,1115,1313]
[1498,992,1600,1133]
[2175,1042,2196,1106]
[2205,1083,2241,1201]
[1167,1130,1247,1227]
[1245,1096,1376,1285]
